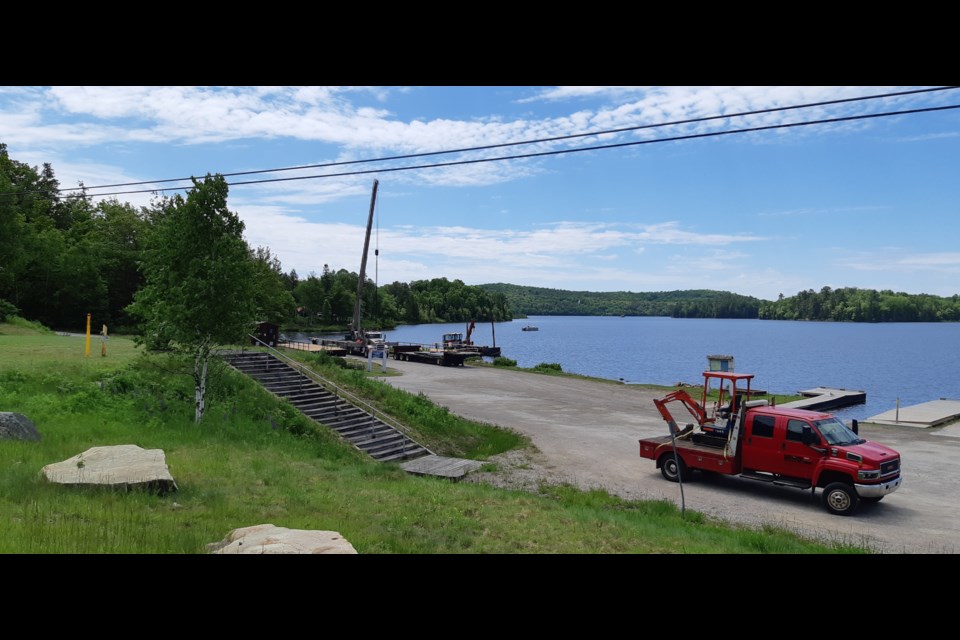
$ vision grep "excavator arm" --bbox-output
[653,389,708,435]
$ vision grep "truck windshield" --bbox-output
[814,417,864,446]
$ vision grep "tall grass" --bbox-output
[0,325,867,553]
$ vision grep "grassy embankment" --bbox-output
[0,319,868,553]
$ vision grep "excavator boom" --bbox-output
[653,389,708,434]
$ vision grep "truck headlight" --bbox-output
[858,469,880,481]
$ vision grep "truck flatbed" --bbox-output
[639,434,741,474]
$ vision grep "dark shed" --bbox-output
[252,321,280,347]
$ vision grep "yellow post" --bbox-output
[85,313,91,357]
[101,324,108,357]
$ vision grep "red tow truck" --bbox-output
[639,370,902,516]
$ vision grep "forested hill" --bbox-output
[758,287,960,322]
[478,284,762,319]
[479,283,960,322]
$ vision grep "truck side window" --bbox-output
[786,419,807,442]
[751,414,775,438]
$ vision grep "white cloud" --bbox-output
[4,85,941,193]
[757,205,887,218]
[16,85,924,157]
[519,86,653,102]
[10,155,166,208]
[234,206,771,293]
[896,131,960,142]
[634,221,764,245]
[894,253,960,267]
[837,251,960,273]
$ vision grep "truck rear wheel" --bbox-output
[660,454,690,483]
[822,482,859,516]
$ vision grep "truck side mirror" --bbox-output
[801,425,818,446]
[850,419,859,435]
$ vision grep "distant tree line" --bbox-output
[759,287,960,322]
[479,283,960,323]
[478,284,763,319]
[290,270,512,329]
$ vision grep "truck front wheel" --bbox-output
[822,482,859,516]
[660,454,690,483]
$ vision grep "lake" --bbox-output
[294,316,960,423]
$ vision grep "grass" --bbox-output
[0,319,865,554]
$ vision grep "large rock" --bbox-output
[0,412,41,442]
[42,444,178,493]
[207,524,358,554]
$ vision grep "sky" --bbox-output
[2,85,958,302]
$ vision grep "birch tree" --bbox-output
[128,174,256,423]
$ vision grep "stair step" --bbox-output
[375,447,432,463]
[339,424,399,440]
[222,351,431,464]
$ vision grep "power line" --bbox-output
[56,102,960,199]
[53,85,959,194]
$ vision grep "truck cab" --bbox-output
[738,406,901,514]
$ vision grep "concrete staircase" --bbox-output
[222,350,431,463]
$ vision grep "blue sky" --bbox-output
[2,85,958,301]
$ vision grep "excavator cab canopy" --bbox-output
[700,371,754,424]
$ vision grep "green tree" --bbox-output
[0,147,25,298]
[92,199,149,329]
[294,275,326,319]
[127,174,257,423]
[250,246,296,324]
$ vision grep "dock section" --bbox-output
[862,399,960,429]
[779,387,866,411]
[279,340,347,356]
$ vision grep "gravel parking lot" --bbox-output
[375,358,960,554]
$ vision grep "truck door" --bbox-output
[780,419,818,481]
[741,413,779,472]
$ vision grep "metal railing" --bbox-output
[279,339,314,352]
[224,336,433,457]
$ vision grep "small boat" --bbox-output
[521,325,539,331]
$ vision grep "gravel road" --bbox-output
[374,357,960,554]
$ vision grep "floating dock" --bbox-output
[861,399,960,429]
[779,387,866,411]
[279,341,347,356]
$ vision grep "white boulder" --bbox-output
[208,524,358,554]
[42,444,178,493]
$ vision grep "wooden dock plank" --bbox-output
[279,341,347,356]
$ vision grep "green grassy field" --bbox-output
[0,321,868,554]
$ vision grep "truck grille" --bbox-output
[881,459,900,476]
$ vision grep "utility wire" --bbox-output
[53,102,960,200]
[51,85,959,194]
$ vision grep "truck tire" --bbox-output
[822,482,859,516]
[660,454,690,483]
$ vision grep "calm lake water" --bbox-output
[296,316,960,423]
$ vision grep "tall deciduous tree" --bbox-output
[128,174,256,423]
[250,246,296,324]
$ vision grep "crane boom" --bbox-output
[351,179,379,339]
